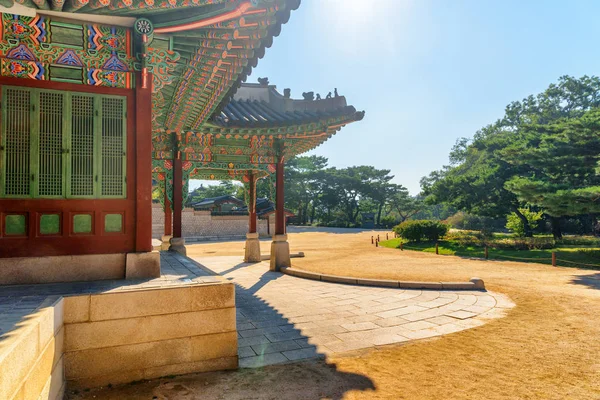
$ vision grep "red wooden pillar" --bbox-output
[172,155,183,239]
[135,72,153,252]
[248,173,257,234]
[164,195,172,236]
[244,172,261,262]
[275,156,285,235]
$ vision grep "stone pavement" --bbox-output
[194,256,515,368]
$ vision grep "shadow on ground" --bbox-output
[571,273,600,290]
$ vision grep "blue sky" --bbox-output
[240,0,600,194]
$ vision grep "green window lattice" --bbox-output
[0,86,127,199]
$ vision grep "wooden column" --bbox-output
[172,155,183,239]
[248,173,257,234]
[135,72,153,252]
[164,195,172,236]
[275,156,285,235]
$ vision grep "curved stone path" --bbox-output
[194,256,515,368]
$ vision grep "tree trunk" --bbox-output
[549,216,563,240]
[514,207,533,237]
[376,201,384,226]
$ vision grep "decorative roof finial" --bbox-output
[302,91,314,101]
[316,93,321,100]
[284,88,291,98]
[334,88,339,97]
[326,92,332,99]
[258,77,269,85]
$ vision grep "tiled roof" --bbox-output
[213,84,364,128]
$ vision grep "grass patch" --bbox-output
[380,238,600,269]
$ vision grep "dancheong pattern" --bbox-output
[0,14,134,87]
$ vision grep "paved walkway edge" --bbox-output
[280,267,485,291]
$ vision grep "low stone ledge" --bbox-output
[280,267,485,291]
[356,278,399,288]
[320,274,358,285]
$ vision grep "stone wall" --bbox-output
[0,282,238,397]
[152,204,274,240]
[1,297,65,400]
[63,283,237,389]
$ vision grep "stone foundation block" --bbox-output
[270,234,291,271]
[170,237,187,256]
[244,232,261,263]
[125,251,160,280]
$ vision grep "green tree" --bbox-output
[501,109,600,238]
[422,75,600,237]
[506,208,543,237]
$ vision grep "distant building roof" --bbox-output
[239,197,294,218]
[192,195,245,210]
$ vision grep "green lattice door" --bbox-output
[0,86,127,199]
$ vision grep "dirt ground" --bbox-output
[71,231,600,400]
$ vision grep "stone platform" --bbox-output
[194,256,515,368]
[0,252,236,400]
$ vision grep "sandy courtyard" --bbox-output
[71,230,600,400]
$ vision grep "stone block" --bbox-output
[65,308,236,351]
[160,235,173,251]
[470,277,486,290]
[244,233,262,263]
[190,332,238,361]
[320,274,358,285]
[64,336,192,380]
[398,281,443,290]
[441,282,476,290]
[189,283,235,311]
[63,295,90,324]
[89,287,193,321]
[19,335,60,400]
[270,235,291,271]
[0,254,125,285]
[125,251,160,280]
[281,267,319,281]
[35,298,63,351]
[0,323,39,399]
[169,237,187,256]
[356,278,400,288]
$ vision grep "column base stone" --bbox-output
[170,237,187,256]
[244,232,261,263]
[160,235,173,251]
[126,251,160,279]
[270,234,291,272]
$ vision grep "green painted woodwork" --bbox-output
[49,22,84,48]
[104,213,122,233]
[5,214,26,236]
[73,214,92,233]
[50,66,84,84]
[40,214,60,235]
[0,86,127,199]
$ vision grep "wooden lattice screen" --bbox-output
[0,86,127,199]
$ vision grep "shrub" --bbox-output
[490,237,555,250]
[445,212,505,232]
[557,236,600,247]
[506,208,543,237]
[444,230,486,246]
[393,220,449,242]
